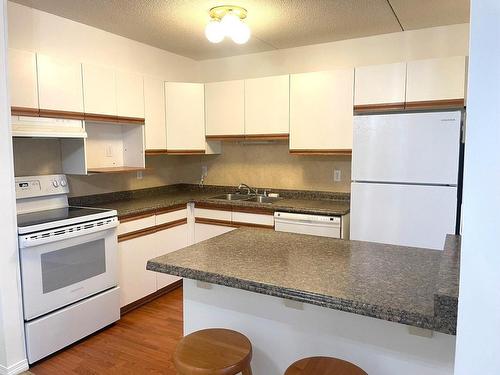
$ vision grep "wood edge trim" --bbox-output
[84,113,119,123]
[120,279,183,315]
[119,211,156,223]
[232,221,274,229]
[231,207,274,215]
[118,226,157,242]
[289,149,352,155]
[405,99,465,109]
[195,217,237,227]
[243,134,289,140]
[194,202,233,212]
[115,116,145,125]
[146,149,206,155]
[39,109,85,120]
[353,102,405,113]
[85,113,145,125]
[86,167,147,174]
[11,106,40,116]
[155,218,188,232]
[206,135,246,141]
[155,204,186,215]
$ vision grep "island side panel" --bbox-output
[183,279,456,375]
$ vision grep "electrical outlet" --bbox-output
[201,165,208,177]
[136,171,143,180]
[334,169,342,182]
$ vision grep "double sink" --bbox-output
[209,193,281,204]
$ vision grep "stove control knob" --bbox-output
[52,180,59,188]
[60,179,67,187]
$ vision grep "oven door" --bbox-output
[20,222,118,320]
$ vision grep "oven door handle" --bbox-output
[19,217,119,248]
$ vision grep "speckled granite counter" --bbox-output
[147,228,460,335]
[69,184,350,218]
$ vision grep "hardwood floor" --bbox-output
[29,287,183,375]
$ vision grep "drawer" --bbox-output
[156,207,187,225]
[232,212,274,227]
[194,208,232,221]
[117,214,155,236]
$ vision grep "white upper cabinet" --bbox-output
[406,56,466,103]
[290,69,354,151]
[144,76,167,150]
[354,62,406,107]
[245,75,289,136]
[205,80,245,137]
[8,49,38,110]
[82,63,116,116]
[165,82,206,151]
[36,53,84,113]
[116,70,144,119]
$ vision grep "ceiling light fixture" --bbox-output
[205,5,251,45]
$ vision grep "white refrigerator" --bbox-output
[350,111,462,250]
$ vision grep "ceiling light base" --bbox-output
[209,5,247,21]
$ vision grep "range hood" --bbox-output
[11,116,87,138]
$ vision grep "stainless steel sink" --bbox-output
[244,196,281,204]
[209,193,252,201]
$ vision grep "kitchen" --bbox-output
[0,1,498,375]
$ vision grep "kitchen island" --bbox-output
[147,228,460,375]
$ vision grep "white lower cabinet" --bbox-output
[118,232,157,308]
[194,223,236,243]
[155,224,188,289]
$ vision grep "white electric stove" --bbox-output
[16,174,120,364]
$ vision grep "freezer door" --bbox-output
[352,111,461,185]
[350,183,457,250]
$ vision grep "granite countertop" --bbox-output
[147,228,460,335]
[69,184,351,218]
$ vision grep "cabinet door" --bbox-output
[118,234,157,308]
[37,53,84,113]
[82,64,116,116]
[144,76,167,150]
[165,82,206,151]
[8,49,38,110]
[406,56,466,103]
[194,223,236,243]
[354,62,406,108]
[205,80,245,136]
[245,75,289,136]
[116,70,144,119]
[155,224,188,289]
[290,69,354,151]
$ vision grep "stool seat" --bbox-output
[173,328,252,375]
[284,356,367,375]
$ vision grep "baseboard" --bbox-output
[120,280,183,315]
[0,359,29,375]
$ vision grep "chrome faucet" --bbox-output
[238,183,258,195]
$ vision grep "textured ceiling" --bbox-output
[10,0,470,60]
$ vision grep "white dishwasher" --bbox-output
[274,212,349,239]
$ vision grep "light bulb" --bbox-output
[220,13,241,37]
[231,21,250,44]
[205,20,224,43]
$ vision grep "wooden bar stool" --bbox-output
[284,356,367,375]
[173,328,253,375]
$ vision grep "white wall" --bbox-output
[0,1,28,374]
[454,1,500,374]
[7,1,200,81]
[200,23,469,81]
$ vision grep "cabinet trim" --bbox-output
[39,109,85,120]
[145,149,206,155]
[11,106,39,116]
[119,211,156,223]
[243,134,289,141]
[353,102,405,114]
[232,221,274,229]
[84,113,145,125]
[87,166,147,174]
[231,206,274,215]
[118,226,157,242]
[155,204,187,215]
[155,218,188,232]
[195,217,237,227]
[194,202,233,211]
[121,279,182,315]
[405,99,465,110]
[289,149,352,156]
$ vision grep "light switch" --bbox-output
[334,169,342,182]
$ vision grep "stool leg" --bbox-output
[242,365,253,375]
